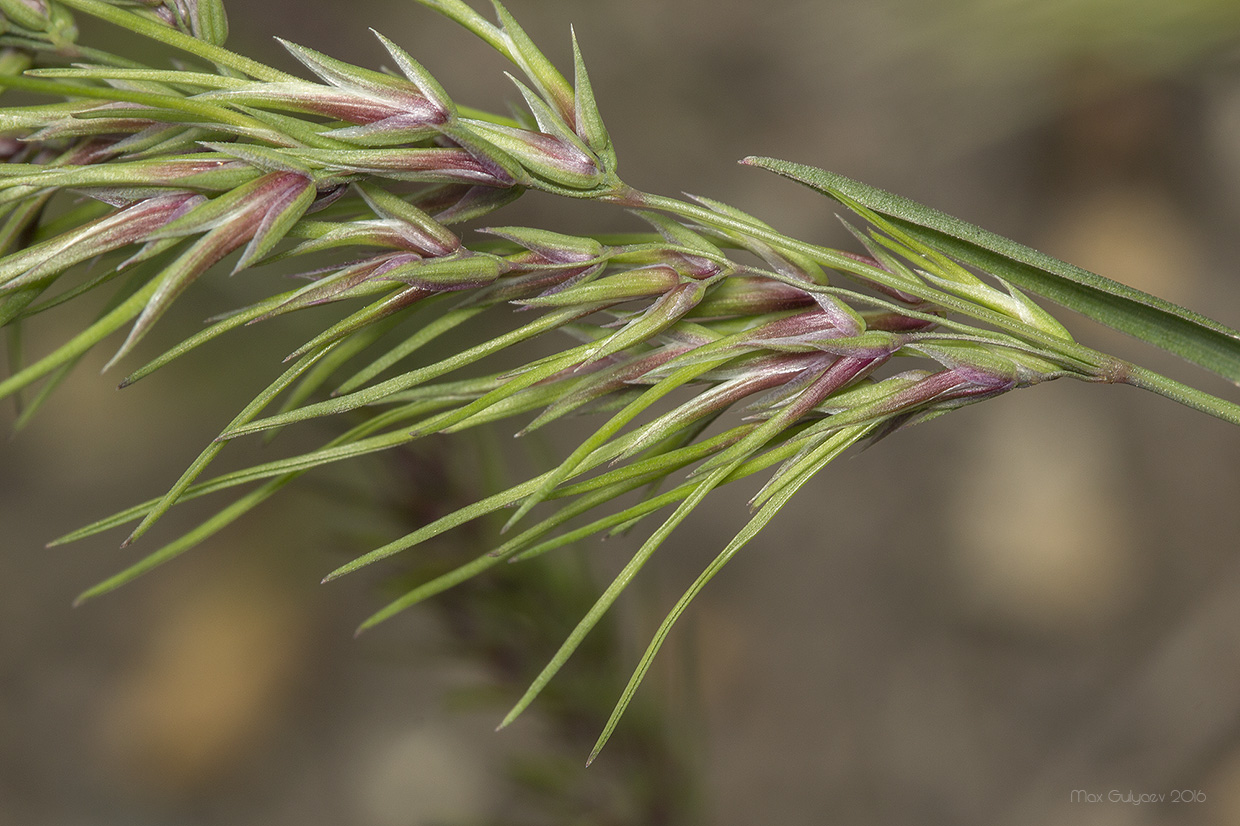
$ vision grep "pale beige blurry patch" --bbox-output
[1204,78,1240,214]
[1203,745,1240,825]
[1040,183,1203,305]
[350,723,497,826]
[96,561,310,799]
[946,392,1140,634]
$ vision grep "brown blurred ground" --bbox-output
[4,0,1240,824]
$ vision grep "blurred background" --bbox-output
[4,0,1240,823]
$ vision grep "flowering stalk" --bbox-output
[3,0,1240,760]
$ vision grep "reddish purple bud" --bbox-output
[199,38,452,142]
[26,116,160,145]
[204,81,447,140]
[410,184,523,225]
[304,147,515,188]
[741,353,841,415]
[521,343,695,434]
[863,310,937,333]
[0,192,204,290]
[486,263,603,305]
[259,253,428,320]
[462,119,602,190]
[675,353,832,421]
[689,275,813,316]
[482,226,603,266]
[811,294,865,336]
[325,110,448,140]
[736,308,854,351]
[0,138,24,161]
[773,354,888,421]
[151,171,317,272]
[851,368,1014,433]
[143,157,252,181]
[285,218,455,259]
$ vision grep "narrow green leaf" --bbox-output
[687,193,827,282]
[121,346,335,547]
[75,476,289,605]
[503,357,729,532]
[333,304,484,395]
[435,373,581,433]
[743,157,1240,385]
[25,67,249,90]
[343,421,755,623]
[511,424,808,564]
[221,307,582,440]
[264,316,401,443]
[499,465,732,730]
[588,424,874,763]
[0,274,158,402]
[119,290,297,387]
[279,283,426,364]
[327,472,550,584]
[0,284,43,329]
[12,267,153,428]
[633,210,724,262]
[405,347,586,438]
[352,547,507,634]
[52,406,443,547]
[104,228,235,371]
[276,37,427,102]
[55,0,294,83]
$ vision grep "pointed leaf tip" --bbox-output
[369,28,454,117]
[487,0,574,124]
[570,27,610,157]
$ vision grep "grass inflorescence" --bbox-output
[2,0,1239,759]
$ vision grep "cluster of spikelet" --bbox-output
[3,0,1237,759]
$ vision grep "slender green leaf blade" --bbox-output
[743,157,1240,385]
[588,423,875,763]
